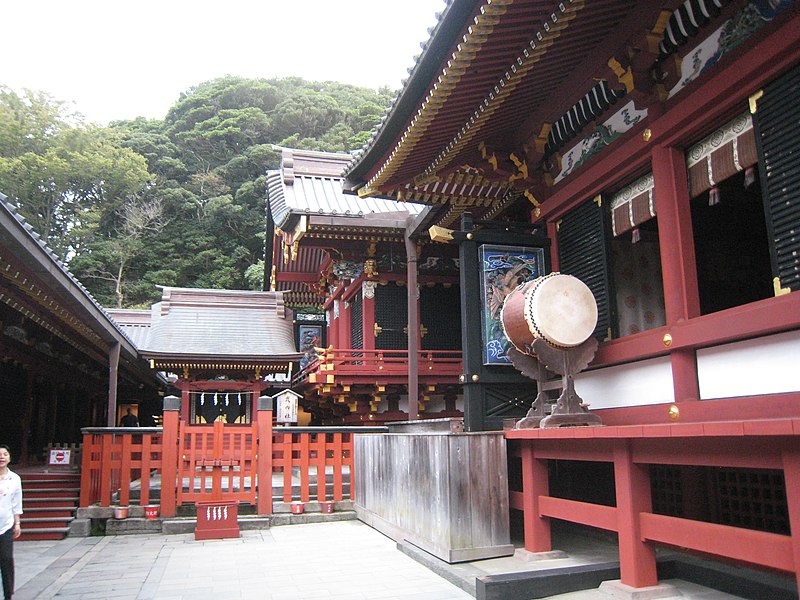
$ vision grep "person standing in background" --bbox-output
[120,408,139,427]
[0,445,22,600]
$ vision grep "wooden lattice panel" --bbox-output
[715,467,789,534]
[650,465,683,518]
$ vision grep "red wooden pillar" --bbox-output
[256,395,274,515]
[211,420,224,500]
[340,298,351,349]
[781,443,800,593]
[160,395,180,517]
[327,304,338,348]
[613,440,657,587]
[521,443,552,552]
[652,144,701,403]
[181,388,191,422]
[79,432,95,507]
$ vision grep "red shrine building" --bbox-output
[266,148,463,424]
[342,0,800,593]
[109,286,300,424]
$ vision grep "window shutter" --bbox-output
[557,196,616,340]
[754,64,800,293]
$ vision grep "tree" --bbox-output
[2,76,394,306]
[0,87,150,259]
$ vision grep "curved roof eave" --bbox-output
[344,0,480,190]
[0,192,141,362]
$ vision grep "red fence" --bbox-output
[79,428,165,508]
[272,429,353,503]
[79,408,381,516]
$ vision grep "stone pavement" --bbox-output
[13,521,473,600]
[10,521,758,600]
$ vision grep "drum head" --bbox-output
[524,274,597,347]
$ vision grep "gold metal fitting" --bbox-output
[471,374,480,382]
[662,333,672,347]
[668,404,680,421]
[643,128,652,142]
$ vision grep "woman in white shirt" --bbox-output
[0,445,22,600]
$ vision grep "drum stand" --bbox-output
[510,338,603,429]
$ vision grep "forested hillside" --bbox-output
[0,77,393,307]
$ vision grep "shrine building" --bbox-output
[266,147,464,424]
[344,0,800,593]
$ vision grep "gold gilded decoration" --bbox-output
[642,128,652,142]
[774,277,790,297]
[607,57,634,93]
[662,333,672,348]
[749,90,764,114]
[373,322,383,337]
[364,258,378,278]
[471,374,480,382]
[668,404,680,421]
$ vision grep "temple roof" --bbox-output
[344,0,693,223]
[133,287,300,360]
[267,148,428,307]
[0,192,149,376]
[268,147,425,233]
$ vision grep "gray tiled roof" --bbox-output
[0,192,140,356]
[268,148,424,230]
[139,287,300,358]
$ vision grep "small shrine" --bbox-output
[111,286,301,423]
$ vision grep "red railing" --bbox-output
[294,348,462,384]
[79,413,384,515]
[272,429,353,503]
[79,428,164,508]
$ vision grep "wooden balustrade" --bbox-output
[79,420,386,515]
[295,349,462,383]
[79,428,165,508]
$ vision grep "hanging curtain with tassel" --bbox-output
[686,112,759,198]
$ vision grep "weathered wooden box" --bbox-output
[354,423,514,563]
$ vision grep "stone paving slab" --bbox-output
[13,521,473,599]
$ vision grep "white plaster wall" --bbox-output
[573,356,674,410]
[697,329,800,399]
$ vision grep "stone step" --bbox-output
[18,527,70,541]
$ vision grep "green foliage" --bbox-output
[0,76,393,307]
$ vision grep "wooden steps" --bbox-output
[19,471,80,541]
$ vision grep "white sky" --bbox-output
[3,0,444,125]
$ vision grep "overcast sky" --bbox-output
[4,0,444,125]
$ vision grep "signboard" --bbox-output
[49,449,71,466]
[275,390,301,424]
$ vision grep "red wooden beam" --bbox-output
[640,513,794,572]
[633,437,784,470]
[538,496,618,533]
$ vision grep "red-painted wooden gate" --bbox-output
[177,420,257,505]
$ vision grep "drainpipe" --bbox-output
[405,223,419,420]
